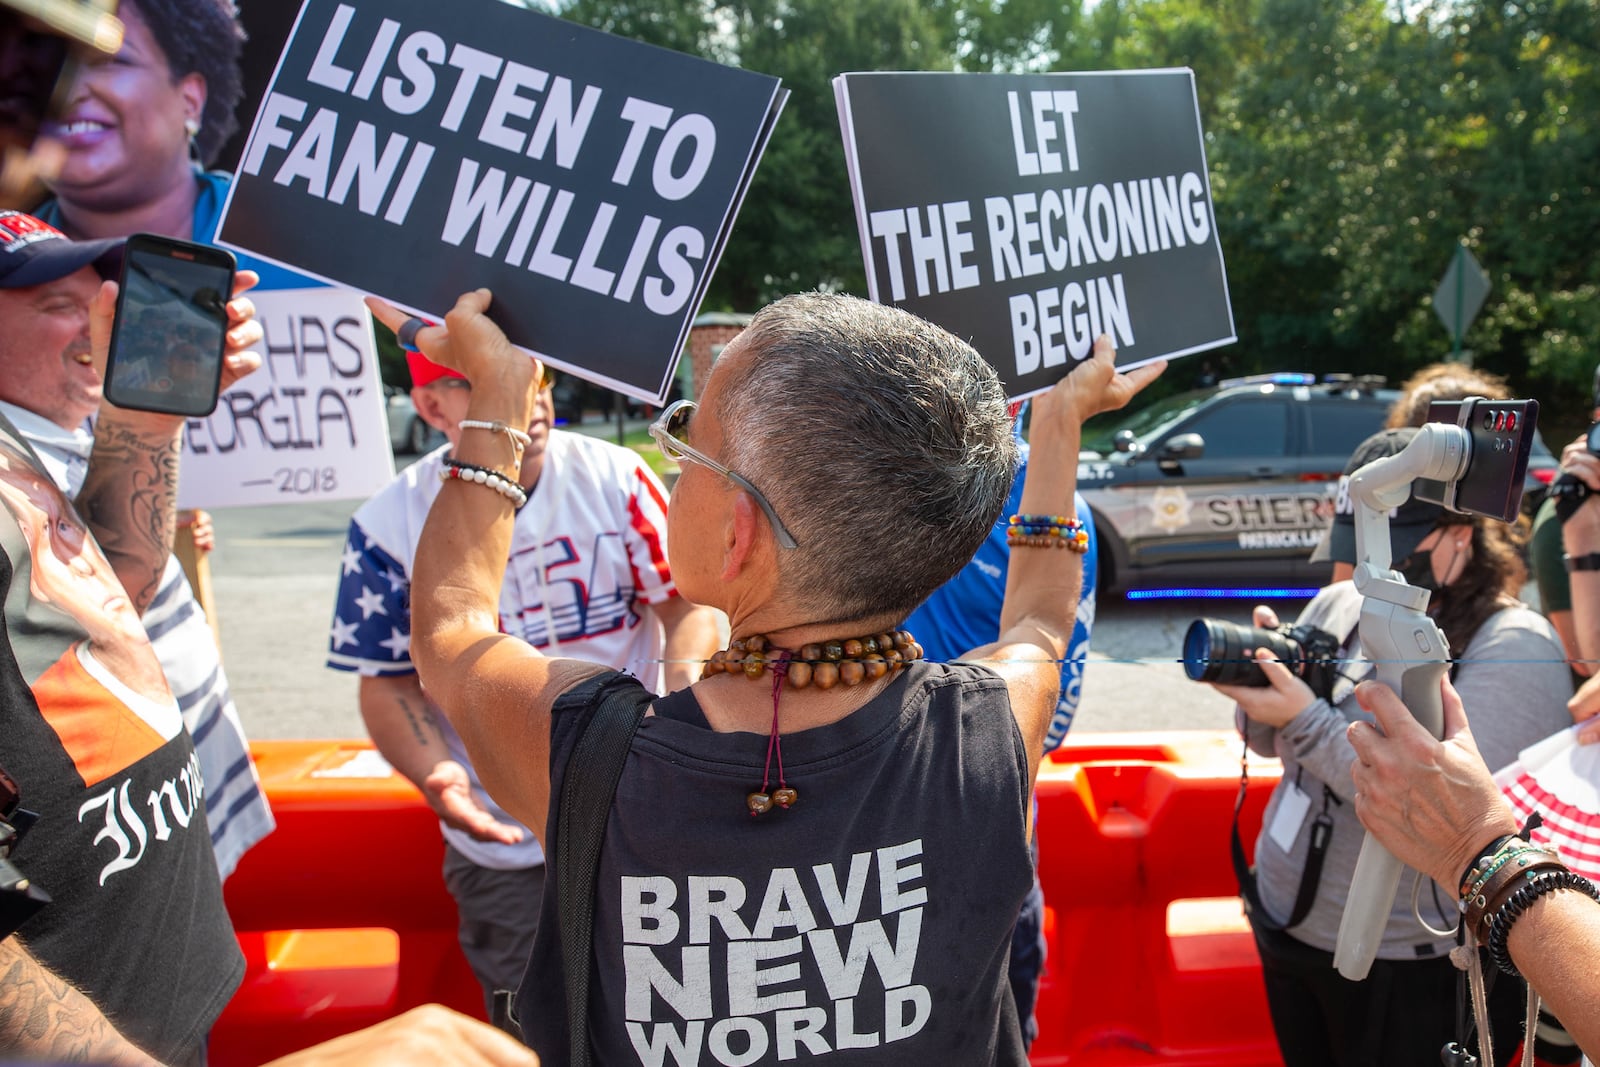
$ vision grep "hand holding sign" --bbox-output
[1034,334,1168,432]
[365,290,541,402]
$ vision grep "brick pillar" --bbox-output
[686,314,752,400]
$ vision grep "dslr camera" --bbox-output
[1182,618,1341,702]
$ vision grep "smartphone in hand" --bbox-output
[103,234,236,417]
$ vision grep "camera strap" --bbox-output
[1232,748,1339,932]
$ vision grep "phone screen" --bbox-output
[104,235,235,417]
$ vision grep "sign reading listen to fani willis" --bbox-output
[835,69,1234,399]
[218,0,784,403]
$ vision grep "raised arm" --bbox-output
[365,291,605,840]
[962,337,1163,771]
[1558,442,1600,668]
[76,273,262,612]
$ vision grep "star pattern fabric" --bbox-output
[327,524,414,674]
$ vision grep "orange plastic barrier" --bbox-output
[211,742,483,1066]
[1029,732,1282,1066]
[212,733,1284,1066]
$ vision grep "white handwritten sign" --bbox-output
[177,288,394,509]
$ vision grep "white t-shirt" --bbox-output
[328,430,682,867]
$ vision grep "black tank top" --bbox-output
[520,661,1033,1066]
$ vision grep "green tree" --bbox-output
[555,0,1098,309]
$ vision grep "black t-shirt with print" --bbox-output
[520,663,1033,1066]
[0,414,241,1063]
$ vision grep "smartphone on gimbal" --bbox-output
[1413,396,1539,523]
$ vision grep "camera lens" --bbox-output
[1183,619,1299,687]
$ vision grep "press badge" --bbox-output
[1267,778,1312,853]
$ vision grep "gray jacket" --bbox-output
[1238,580,1572,958]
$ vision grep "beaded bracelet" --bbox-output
[1459,832,1519,897]
[439,459,528,508]
[1006,514,1089,552]
[459,419,532,456]
[1484,868,1600,978]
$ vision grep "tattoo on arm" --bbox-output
[0,939,159,1065]
[398,693,444,750]
[75,423,181,614]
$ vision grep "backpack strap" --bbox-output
[555,674,652,1067]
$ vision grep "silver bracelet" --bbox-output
[458,419,532,454]
[438,462,528,508]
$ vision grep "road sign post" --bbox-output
[1432,242,1490,359]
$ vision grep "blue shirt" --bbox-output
[35,169,322,292]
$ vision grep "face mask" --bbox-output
[1396,548,1439,592]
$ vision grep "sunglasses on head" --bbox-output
[649,399,799,550]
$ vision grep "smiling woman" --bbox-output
[27,0,313,292]
[35,0,239,235]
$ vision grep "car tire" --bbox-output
[406,417,431,455]
[1091,521,1121,595]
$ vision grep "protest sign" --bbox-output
[836,69,1234,399]
[178,288,393,509]
[219,0,785,404]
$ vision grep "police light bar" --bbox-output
[1125,587,1320,601]
[1217,373,1317,389]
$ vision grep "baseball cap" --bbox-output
[1310,427,1453,566]
[406,349,465,389]
[0,210,120,288]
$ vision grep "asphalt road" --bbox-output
[205,434,1296,740]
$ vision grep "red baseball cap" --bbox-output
[406,349,465,389]
[0,210,121,289]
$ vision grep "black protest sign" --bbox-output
[219,0,784,403]
[835,70,1234,399]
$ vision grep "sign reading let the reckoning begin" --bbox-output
[836,69,1234,399]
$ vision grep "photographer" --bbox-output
[1211,427,1571,1066]
[1528,367,1600,681]
[1547,382,1600,741]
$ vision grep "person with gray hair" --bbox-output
[369,286,1162,1064]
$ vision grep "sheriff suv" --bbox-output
[1078,373,1398,593]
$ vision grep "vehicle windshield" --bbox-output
[1081,389,1213,453]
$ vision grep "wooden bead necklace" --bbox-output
[701,630,924,816]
